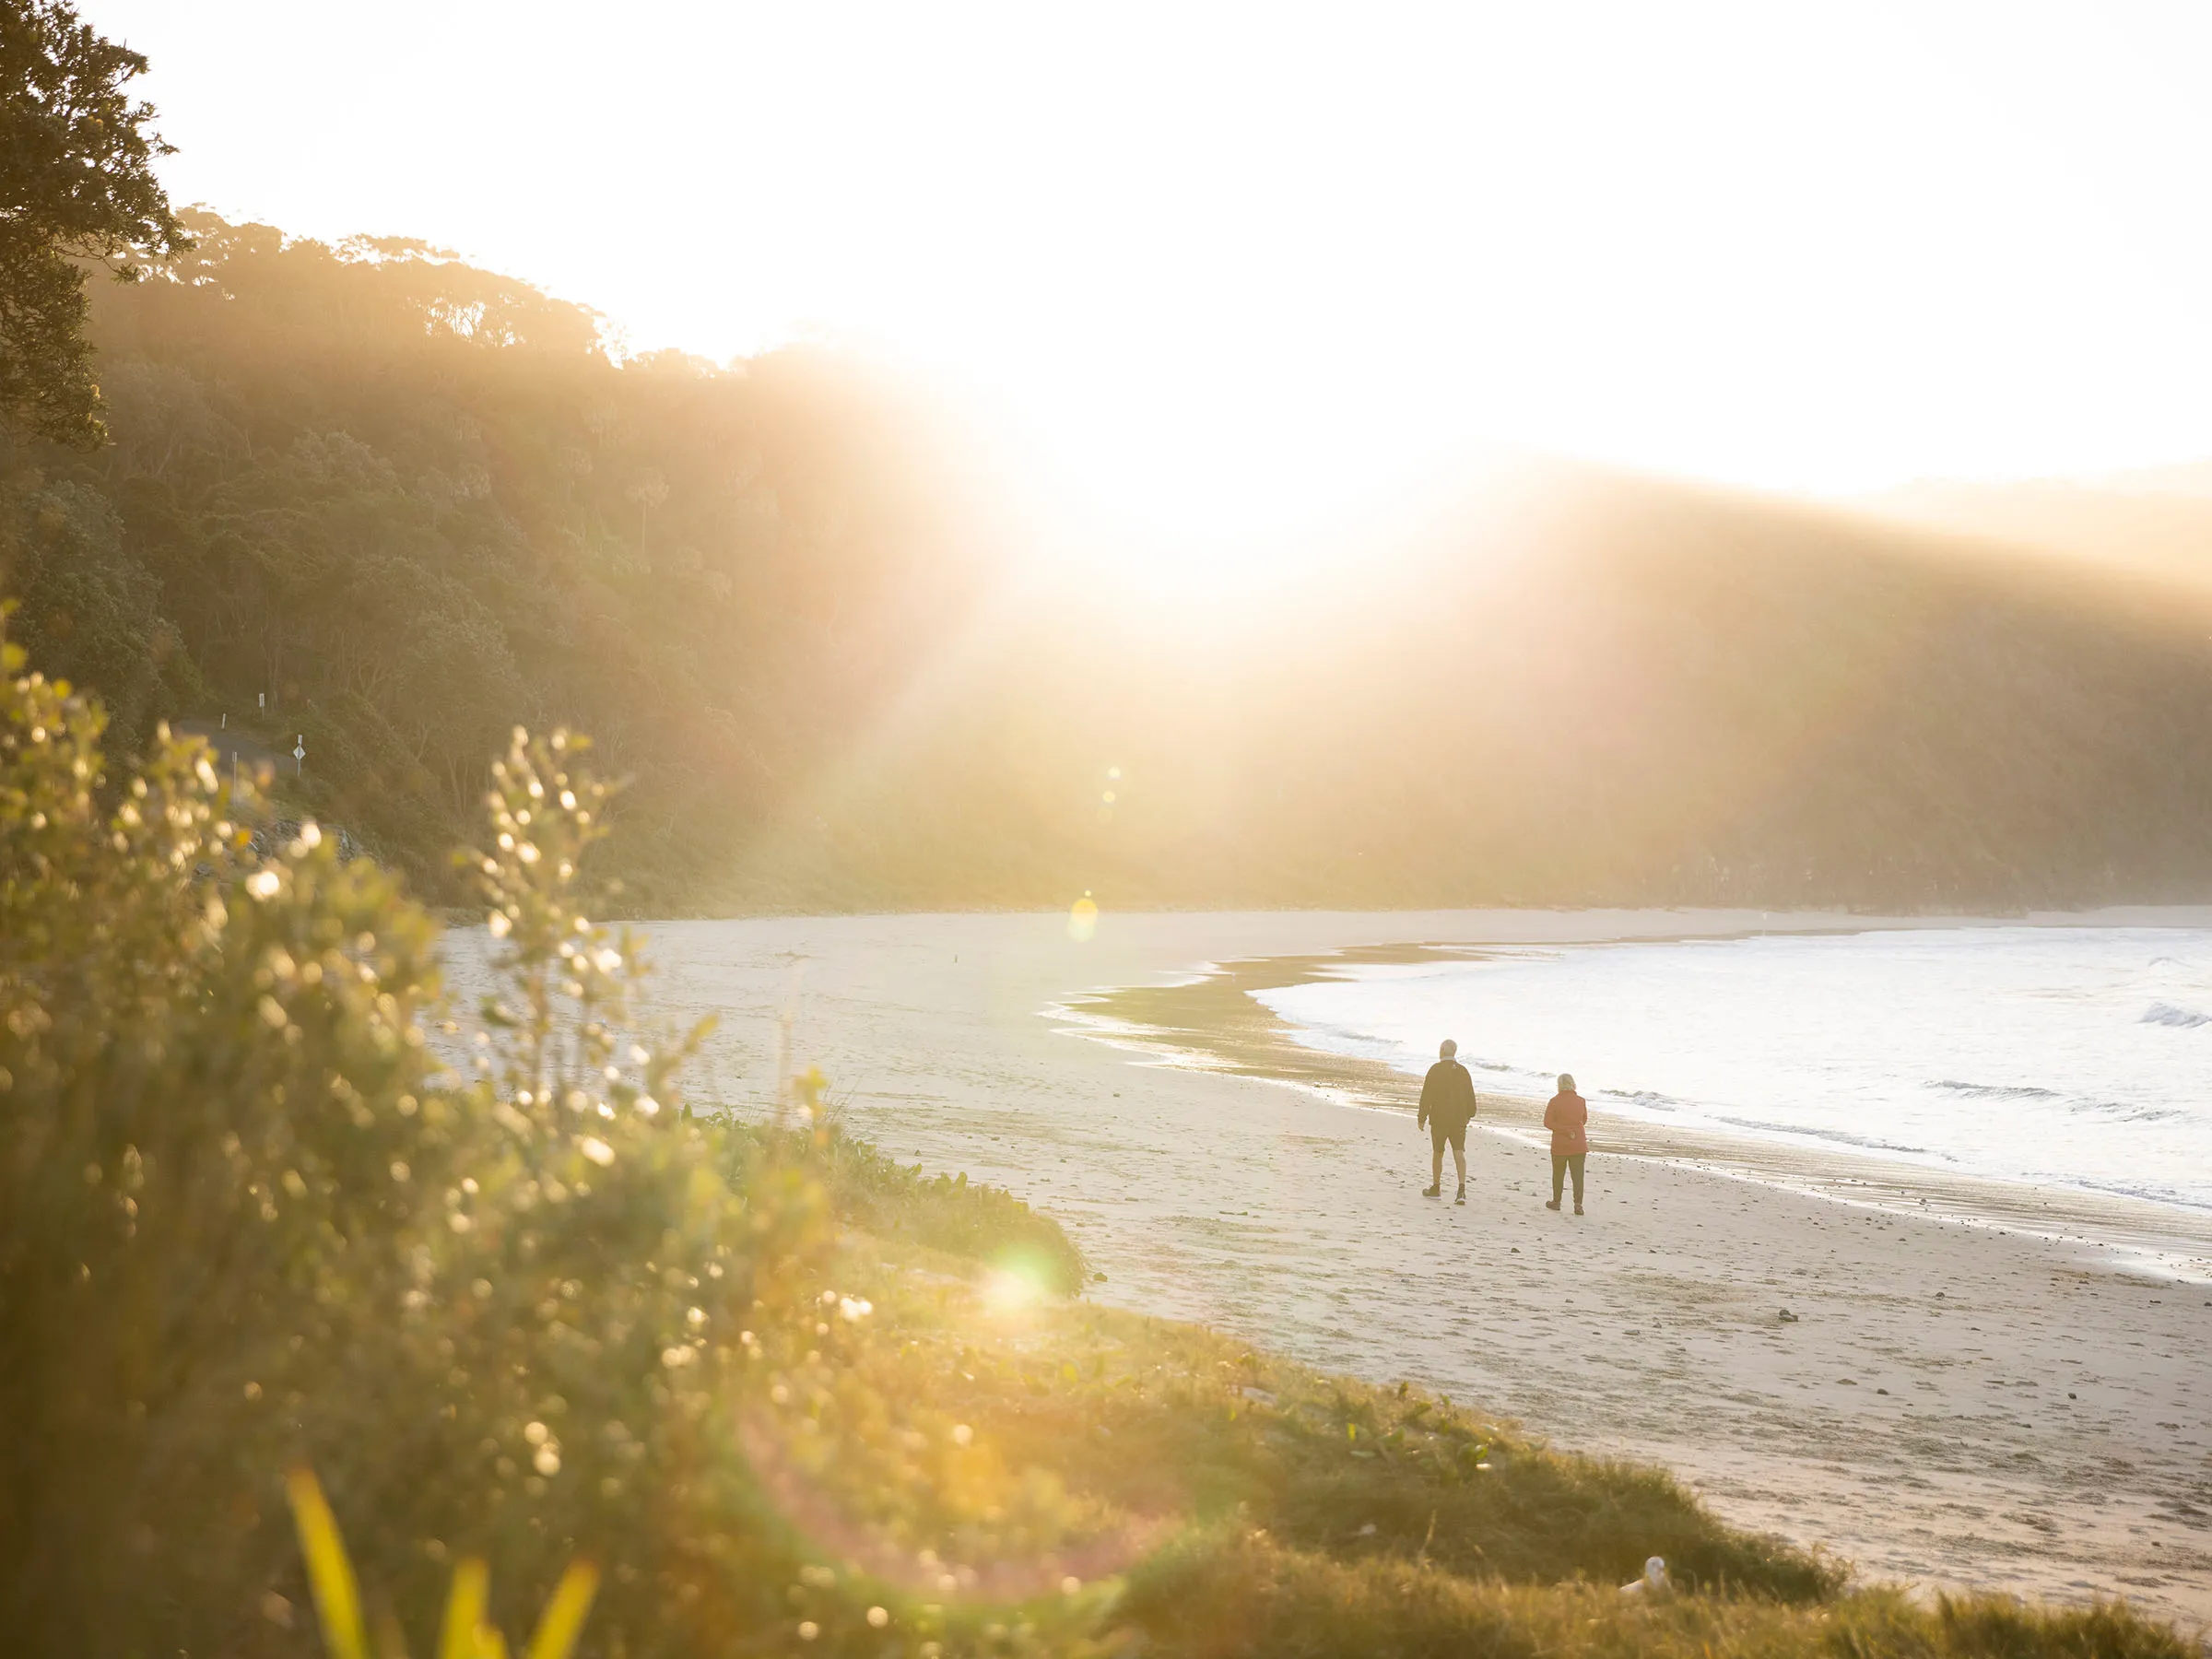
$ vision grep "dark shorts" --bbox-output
[1430,1120,1468,1152]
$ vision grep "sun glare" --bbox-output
[106,0,2212,538]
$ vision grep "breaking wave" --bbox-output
[2140,1002,2209,1029]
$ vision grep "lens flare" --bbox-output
[981,1254,1052,1316]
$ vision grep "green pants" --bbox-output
[1550,1153,1585,1205]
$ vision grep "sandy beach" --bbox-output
[449,907,2212,1627]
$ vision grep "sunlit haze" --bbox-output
[94,1,2212,556]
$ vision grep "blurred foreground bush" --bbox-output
[0,622,1101,1658]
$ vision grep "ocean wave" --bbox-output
[2060,1099,2187,1124]
[2140,1002,2209,1029]
[1711,1115,1935,1157]
[1606,1088,1686,1112]
[1930,1080,2060,1100]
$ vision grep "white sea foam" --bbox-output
[1255,926,2212,1216]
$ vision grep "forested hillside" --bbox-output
[0,210,987,904]
[6,211,2212,912]
[756,467,2212,912]
[1873,473,2212,592]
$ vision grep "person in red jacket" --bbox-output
[1543,1073,1589,1214]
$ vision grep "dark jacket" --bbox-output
[1418,1059,1478,1135]
[1544,1089,1589,1156]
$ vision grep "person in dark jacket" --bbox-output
[1417,1039,1478,1203]
[1543,1073,1590,1214]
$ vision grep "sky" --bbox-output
[88,0,2212,548]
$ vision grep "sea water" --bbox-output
[1254,926,2212,1216]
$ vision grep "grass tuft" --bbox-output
[284,1466,598,1659]
[1113,1531,2200,1659]
[728,1114,1090,1295]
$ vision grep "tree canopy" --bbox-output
[0,0,187,446]
[0,208,987,904]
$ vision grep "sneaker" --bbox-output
[1422,1184,1441,1197]
[1454,1187,1466,1206]
[1573,1204,1584,1215]
[1544,1199,1560,1211]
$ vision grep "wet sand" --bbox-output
[447,907,2212,1627]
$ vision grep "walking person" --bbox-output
[1544,1073,1589,1214]
[1417,1039,1478,1204]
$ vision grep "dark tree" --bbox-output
[0,0,185,446]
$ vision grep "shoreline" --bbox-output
[1055,937,2212,1286]
[444,905,2212,1627]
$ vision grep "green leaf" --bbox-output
[285,1466,368,1659]
[523,1561,600,1659]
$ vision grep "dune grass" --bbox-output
[793,1219,2200,1659]
[1118,1537,2195,1659]
[728,1111,1090,1297]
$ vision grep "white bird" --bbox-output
[1620,1556,1671,1596]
